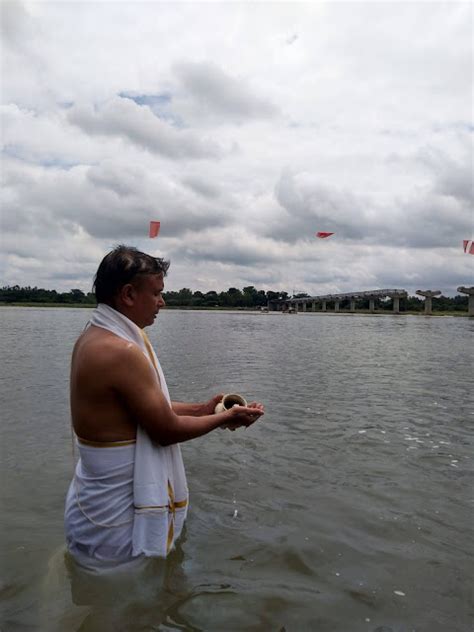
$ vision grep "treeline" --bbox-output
[0,285,468,311]
[163,287,285,308]
[0,286,95,304]
[0,285,283,307]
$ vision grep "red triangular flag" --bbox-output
[149,221,160,238]
[463,239,474,254]
[316,231,334,238]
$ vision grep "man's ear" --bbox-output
[120,283,136,307]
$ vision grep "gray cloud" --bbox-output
[174,241,278,267]
[67,97,223,160]
[241,269,282,286]
[1,1,30,51]
[174,61,279,123]
[269,171,369,243]
[417,144,473,204]
[267,148,472,249]
[181,175,221,199]
[1,158,231,243]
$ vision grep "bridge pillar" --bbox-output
[349,299,356,313]
[312,301,316,312]
[334,300,340,312]
[322,300,327,312]
[457,286,474,316]
[369,298,375,313]
[416,290,441,315]
[302,302,307,312]
[393,297,400,313]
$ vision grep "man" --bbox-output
[65,245,264,569]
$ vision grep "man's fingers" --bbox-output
[237,404,264,412]
[227,404,264,429]
[248,401,265,411]
[222,404,264,430]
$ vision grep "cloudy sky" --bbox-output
[1,1,472,296]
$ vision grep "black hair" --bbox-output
[93,244,169,304]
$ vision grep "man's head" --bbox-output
[94,245,169,327]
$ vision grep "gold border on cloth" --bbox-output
[77,437,136,448]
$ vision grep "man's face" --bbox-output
[132,273,165,328]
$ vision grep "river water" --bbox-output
[0,307,472,632]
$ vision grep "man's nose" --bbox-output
[159,296,166,307]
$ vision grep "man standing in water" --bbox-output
[65,245,264,569]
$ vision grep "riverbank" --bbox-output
[0,302,469,316]
[0,302,248,310]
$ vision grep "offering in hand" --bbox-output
[215,393,263,431]
[214,393,247,414]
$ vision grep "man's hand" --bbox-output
[198,393,225,416]
[221,402,265,431]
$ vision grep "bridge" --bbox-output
[268,289,408,313]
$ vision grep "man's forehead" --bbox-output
[151,273,164,288]
[137,273,164,289]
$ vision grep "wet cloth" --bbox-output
[64,303,188,564]
[65,439,137,564]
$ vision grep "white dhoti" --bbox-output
[64,304,188,568]
[65,439,137,565]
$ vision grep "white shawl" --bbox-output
[88,303,188,557]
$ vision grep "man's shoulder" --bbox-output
[75,326,145,369]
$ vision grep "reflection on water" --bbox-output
[40,540,193,632]
[0,308,473,631]
[41,533,249,632]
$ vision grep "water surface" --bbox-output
[0,307,472,631]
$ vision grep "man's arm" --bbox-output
[112,346,263,445]
[171,402,202,416]
[171,394,223,417]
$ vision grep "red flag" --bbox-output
[463,239,474,254]
[316,231,334,238]
[149,221,161,238]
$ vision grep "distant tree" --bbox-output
[242,285,258,307]
[176,288,193,306]
[227,287,244,307]
[452,294,468,311]
[405,296,423,312]
[218,291,229,307]
[71,289,86,303]
[163,290,180,306]
[266,290,280,302]
[434,294,467,311]
[203,291,219,307]
[256,290,268,307]
[191,291,204,307]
